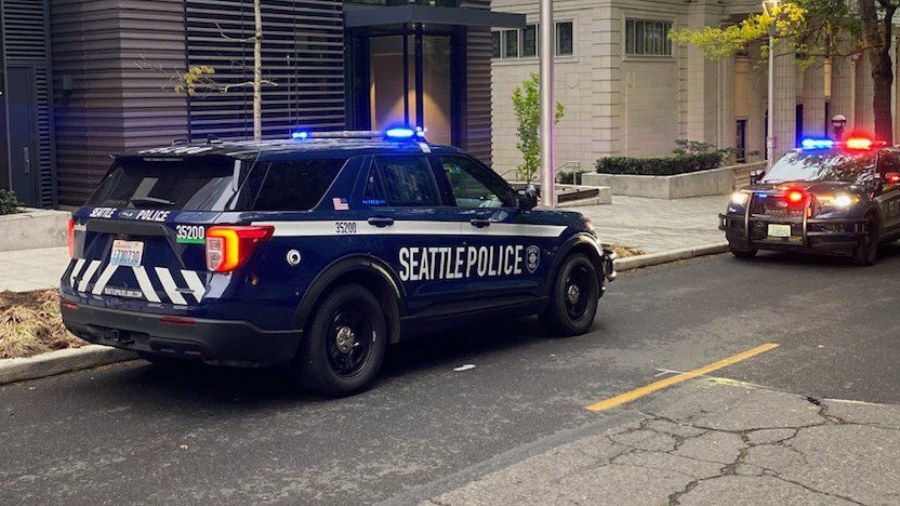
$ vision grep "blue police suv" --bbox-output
[60,130,616,396]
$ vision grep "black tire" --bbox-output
[539,253,600,337]
[293,284,387,397]
[729,243,758,259]
[853,214,880,267]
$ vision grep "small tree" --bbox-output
[511,73,565,182]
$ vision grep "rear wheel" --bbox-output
[853,214,880,266]
[539,253,600,337]
[293,284,386,397]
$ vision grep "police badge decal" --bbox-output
[526,245,540,274]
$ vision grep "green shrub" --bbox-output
[0,188,19,215]
[595,140,735,176]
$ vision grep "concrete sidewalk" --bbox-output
[579,195,727,254]
[422,378,900,506]
[0,246,68,292]
[0,196,728,293]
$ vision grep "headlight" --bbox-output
[818,193,858,209]
[731,191,750,205]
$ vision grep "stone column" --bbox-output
[855,53,873,131]
[772,40,797,160]
[718,56,736,149]
[686,0,722,144]
[802,62,826,138]
[830,55,854,136]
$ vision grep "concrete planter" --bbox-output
[0,208,70,252]
[582,164,755,200]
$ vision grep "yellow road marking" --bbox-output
[585,343,780,412]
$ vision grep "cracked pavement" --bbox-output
[423,378,900,506]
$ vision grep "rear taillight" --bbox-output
[205,226,274,272]
[67,217,75,258]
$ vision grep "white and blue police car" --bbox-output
[60,129,616,396]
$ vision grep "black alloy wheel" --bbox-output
[294,284,387,397]
[540,253,600,337]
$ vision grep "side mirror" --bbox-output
[517,185,539,210]
[749,170,766,186]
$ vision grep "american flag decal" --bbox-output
[332,197,349,211]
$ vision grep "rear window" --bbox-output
[251,158,347,211]
[88,157,240,211]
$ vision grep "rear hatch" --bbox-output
[67,154,252,310]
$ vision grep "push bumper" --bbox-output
[720,213,868,252]
[600,249,617,295]
[61,302,301,365]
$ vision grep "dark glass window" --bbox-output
[504,29,519,58]
[625,19,673,56]
[374,156,441,206]
[251,158,347,211]
[556,22,574,56]
[522,25,537,57]
[491,31,501,59]
[441,156,513,208]
[88,157,241,211]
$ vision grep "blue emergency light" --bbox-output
[801,138,834,150]
[291,131,309,140]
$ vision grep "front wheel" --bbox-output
[853,215,880,266]
[539,253,600,337]
[293,284,387,397]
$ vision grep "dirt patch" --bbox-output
[0,290,85,359]
[611,245,645,258]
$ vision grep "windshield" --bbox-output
[87,157,243,211]
[762,150,877,185]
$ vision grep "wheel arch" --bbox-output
[293,255,405,344]
[543,233,605,295]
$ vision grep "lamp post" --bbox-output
[831,114,848,141]
[763,0,780,170]
[539,0,556,207]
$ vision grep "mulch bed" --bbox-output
[0,290,84,359]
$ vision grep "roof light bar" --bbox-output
[801,138,834,150]
[845,137,873,150]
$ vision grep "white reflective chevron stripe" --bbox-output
[155,267,187,305]
[91,264,119,295]
[180,270,206,303]
[253,220,566,238]
[133,266,161,303]
[77,261,102,292]
[69,259,86,288]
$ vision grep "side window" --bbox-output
[440,156,514,208]
[879,152,900,175]
[373,156,441,207]
[252,158,347,211]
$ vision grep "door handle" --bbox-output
[22,147,30,174]
[367,216,394,228]
[470,218,492,229]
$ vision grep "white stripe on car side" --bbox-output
[69,259,86,288]
[252,220,566,238]
[77,261,102,292]
[133,266,161,303]
[91,264,119,295]
[155,267,187,305]
[180,270,206,303]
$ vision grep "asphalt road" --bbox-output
[2,246,899,506]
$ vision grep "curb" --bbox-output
[615,242,729,272]
[0,345,137,386]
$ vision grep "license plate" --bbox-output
[767,224,792,239]
[110,240,144,267]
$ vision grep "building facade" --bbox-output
[490,0,900,178]
[3,0,521,207]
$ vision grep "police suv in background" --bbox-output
[721,137,900,266]
[61,130,616,397]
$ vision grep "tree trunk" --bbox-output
[253,0,262,141]
[860,0,896,143]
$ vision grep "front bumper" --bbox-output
[61,301,301,365]
[720,212,868,252]
[600,249,617,295]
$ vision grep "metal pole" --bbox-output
[766,26,776,170]
[539,0,556,207]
